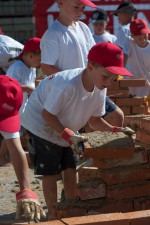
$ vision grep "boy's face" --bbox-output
[131,33,149,48]
[59,0,85,22]
[29,52,41,68]
[91,64,115,90]
[117,12,133,25]
[93,21,107,35]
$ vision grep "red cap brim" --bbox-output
[79,0,98,8]
[0,113,20,133]
[106,66,133,77]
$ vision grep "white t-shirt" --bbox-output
[6,60,36,116]
[115,24,130,49]
[93,32,117,44]
[21,68,106,146]
[40,20,95,70]
[0,35,23,71]
[123,38,150,97]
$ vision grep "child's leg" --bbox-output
[62,168,76,199]
[0,139,11,166]
[42,175,57,220]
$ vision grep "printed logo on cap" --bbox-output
[2,103,14,111]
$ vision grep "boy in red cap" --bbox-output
[0,37,41,166]
[22,42,134,220]
[0,75,46,222]
[123,18,150,98]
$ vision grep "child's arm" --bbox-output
[21,85,35,94]
[42,109,87,154]
[41,63,60,76]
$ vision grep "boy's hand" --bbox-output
[112,126,135,136]
[16,189,46,222]
[61,128,88,154]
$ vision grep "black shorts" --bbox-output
[27,131,76,175]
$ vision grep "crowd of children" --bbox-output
[0,0,149,222]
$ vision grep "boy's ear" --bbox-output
[87,61,94,70]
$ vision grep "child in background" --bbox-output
[91,9,117,44]
[22,42,133,220]
[0,37,41,166]
[123,18,150,98]
[0,75,45,222]
[112,1,136,50]
[0,27,23,74]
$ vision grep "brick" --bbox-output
[124,115,149,131]
[128,210,150,225]
[120,106,131,115]
[107,180,150,199]
[134,196,150,211]
[78,167,99,181]
[54,206,87,219]
[131,105,146,114]
[87,199,133,214]
[140,117,150,131]
[136,130,150,144]
[92,146,148,169]
[108,80,120,90]
[116,97,145,106]
[97,164,150,185]
[107,89,129,98]
[62,212,129,225]
[75,178,106,200]
[84,131,134,159]
[119,79,146,88]
[31,221,65,225]
[84,147,134,159]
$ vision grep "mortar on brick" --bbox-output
[84,131,133,149]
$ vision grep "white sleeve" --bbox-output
[115,28,129,49]
[1,131,20,139]
[0,45,11,67]
[6,63,23,83]
[40,29,59,66]
[122,37,132,55]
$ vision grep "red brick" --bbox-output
[84,146,134,159]
[62,213,129,225]
[78,167,99,181]
[31,221,64,225]
[124,115,149,131]
[134,196,150,211]
[92,147,148,169]
[119,79,146,88]
[108,80,120,90]
[128,210,150,225]
[54,207,87,219]
[116,97,145,106]
[97,164,150,185]
[88,199,133,214]
[120,106,131,115]
[136,130,150,144]
[131,105,146,114]
[140,117,150,131]
[107,89,129,98]
[107,180,150,199]
[75,179,106,200]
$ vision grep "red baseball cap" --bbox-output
[79,0,98,8]
[0,76,23,132]
[130,18,150,36]
[19,37,41,58]
[0,27,4,35]
[88,42,133,77]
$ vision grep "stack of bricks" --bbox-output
[124,114,150,148]
[52,131,150,219]
[108,79,149,115]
